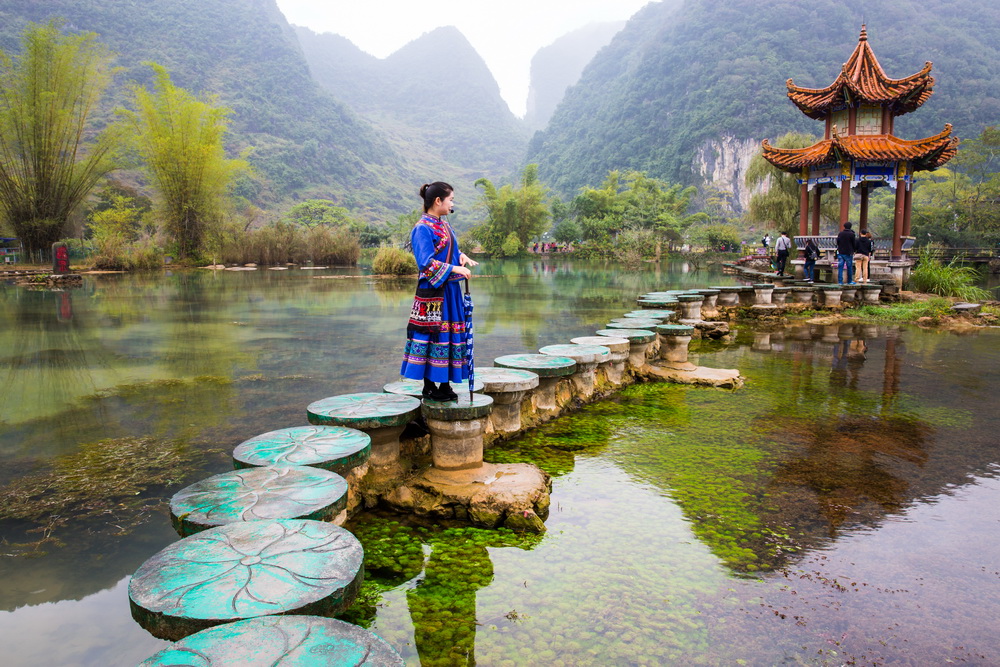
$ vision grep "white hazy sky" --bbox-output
[274,0,652,117]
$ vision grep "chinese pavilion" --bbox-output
[761,25,958,259]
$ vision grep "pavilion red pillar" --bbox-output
[891,182,906,259]
[839,182,851,230]
[799,183,809,236]
[902,183,913,237]
[859,183,870,232]
[811,188,821,235]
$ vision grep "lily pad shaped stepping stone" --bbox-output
[307,392,420,430]
[596,329,657,344]
[421,392,494,421]
[384,377,484,396]
[625,310,675,319]
[476,367,540,392]
[539,343,610,364]
[170,466,349,537]
[495,353,576,377]
[608,319,661,329]
[138,616,403,666]
[232,426,370,475]
[129,519,364,641]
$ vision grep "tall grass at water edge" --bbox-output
[207,221,360,266]
[908,247,993,302]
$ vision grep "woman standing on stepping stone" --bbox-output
[401,182,478,401]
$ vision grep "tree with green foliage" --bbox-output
[746,132,838,233]
[284,199,353,228]
[0,22,122,254]
[552,218,582,245]
[571,170,706,255]
[471,163,550,257]
[123,63,249,260]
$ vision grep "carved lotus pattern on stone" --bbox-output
[233,426,371,469]
[170,466,349,535]
[129,520,364,635]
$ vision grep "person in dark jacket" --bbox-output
[836,222,857,285]
[854,231,874,282]
[803,238,820,282]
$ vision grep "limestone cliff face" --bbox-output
[694,135,764,212]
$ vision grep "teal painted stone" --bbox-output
[675,294,703,302]
[138,616,403,666]
[596,328,656,343]
[475,367,539,393]
[170,467,349,537]
[539,343,610,365]
[608,319,661,329]
[383,377,483,396]
[819,284,844,290]
[232,426,370,476]
[571,335,628,353]
[691,289,720,295]
[129,519,364,641]
[307,393,420,430]
[421,392,494,421]
[606,321,660,331]
[709,286,737,290]
[495,353,576,377]
[752,283,774,289]
[625,309,675,319]
[656,324,695,336]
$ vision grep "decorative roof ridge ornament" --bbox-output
[785,25,935,119]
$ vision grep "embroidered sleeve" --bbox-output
[411,225,453,287]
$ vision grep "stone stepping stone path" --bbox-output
[129,519,364,641]
[232,425,371,476]
[606,320,659,330]
[495,353,576,412]
[169,466,349,537]
[596,328,656,342]
[624,309,676,320]
[494,353,576,377]
[476,366,540,393]
[383,377,484,396]
[307,392,420,430]
[540,344,610,398]
[421,392,494,420]
[307,392,421,469]
[138,615,403,666]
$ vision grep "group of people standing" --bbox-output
[789,224,876,284]
[835,223,875,284]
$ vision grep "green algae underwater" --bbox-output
[3,265,1000,665]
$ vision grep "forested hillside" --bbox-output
[295,25,528,179]
[0,0,415,217]
[524,22,625,132]
[528,0,1000,200]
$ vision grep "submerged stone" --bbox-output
[232,425,371,475]
[169,466,349,536]
[137,615,403,666]
[129,519,364,641]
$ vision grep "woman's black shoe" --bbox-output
[426,387,459,401]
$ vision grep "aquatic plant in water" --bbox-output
[0,436,208,556]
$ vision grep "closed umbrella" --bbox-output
[463,278,475,402]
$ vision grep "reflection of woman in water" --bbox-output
[400,182,478,401]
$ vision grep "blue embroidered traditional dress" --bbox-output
[400,215,469,383]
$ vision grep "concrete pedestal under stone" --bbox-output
[476,367,539,434]
[421,394,493,471]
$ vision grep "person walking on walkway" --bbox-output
[854,231,873,283]
[836,222,857,285]
[400,182,478,401]
[774,231,792,276]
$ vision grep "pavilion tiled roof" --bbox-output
[787,26,935,120]
[761,124,959,173]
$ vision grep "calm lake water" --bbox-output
[1,259,999,665]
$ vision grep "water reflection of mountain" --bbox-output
[612,325,999,575]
